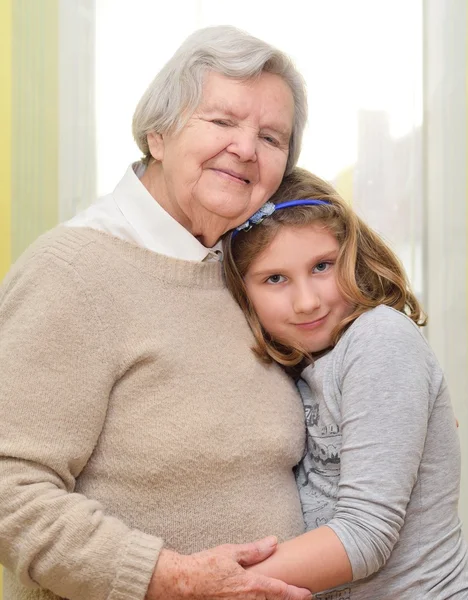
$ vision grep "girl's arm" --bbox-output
[248,525,352,593]
[250,307,445,593]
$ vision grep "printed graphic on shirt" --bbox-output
[315,587,351,600]
[295,377,342,530]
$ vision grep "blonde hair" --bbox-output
[223,167,426,369]
[132,25,307,175]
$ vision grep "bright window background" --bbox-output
[0,6,465,597]
[95,0,423,295]
[94,1,467,530]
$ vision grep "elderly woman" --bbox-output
[0,26,311,600]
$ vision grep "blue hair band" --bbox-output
[232,198,331,239]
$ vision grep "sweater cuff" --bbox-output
[109,530,164,600]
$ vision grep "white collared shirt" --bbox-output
[65,162,223,262]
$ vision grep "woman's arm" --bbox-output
[0,252,161,600]
[247,526,352,593]
[0,250,312,600]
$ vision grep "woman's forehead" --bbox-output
[197,71,294,131]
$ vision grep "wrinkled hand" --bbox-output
[146,536,312,600]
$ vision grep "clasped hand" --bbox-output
[146,536,312,600]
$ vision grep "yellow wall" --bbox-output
[0,1,11,594]
[0,0,11,588]
[0,0,11,281]
[0,2,59,597]
[0,0,59,281]
[11,0,59,262]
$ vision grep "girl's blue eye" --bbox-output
[313,262,331,274]
[266,274,285,284]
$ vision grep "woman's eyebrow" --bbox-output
[199,102,238,116]
[200,103,291,138]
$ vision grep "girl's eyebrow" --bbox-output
[248,249,338,278]
[310,249,339,262]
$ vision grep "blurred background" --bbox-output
[0,0,466,593]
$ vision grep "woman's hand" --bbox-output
[146,536,312,600]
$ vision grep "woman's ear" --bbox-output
[147,132,165,161]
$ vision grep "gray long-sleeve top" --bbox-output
[296,305,468,599]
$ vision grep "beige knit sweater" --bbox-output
[0,227,306,600]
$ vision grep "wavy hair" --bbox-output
[223,167,426,368]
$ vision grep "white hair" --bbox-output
[132,25,307,174]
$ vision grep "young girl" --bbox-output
[223,168,468,599]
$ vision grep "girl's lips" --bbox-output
[294,315,328,330]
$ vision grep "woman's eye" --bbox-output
[261,134,280,146]
[313,262,331,274]
[266,274,285,284]
[212,119,231,127]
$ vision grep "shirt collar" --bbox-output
[113,162,221,262]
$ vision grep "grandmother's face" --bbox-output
[147,71,294,246]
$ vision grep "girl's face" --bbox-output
[244,224,353,355]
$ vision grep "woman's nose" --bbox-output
[227,130,257,162]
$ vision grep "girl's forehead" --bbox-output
[265,223,336,250]
[249,224,339,266]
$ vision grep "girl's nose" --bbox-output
[293,282,321,315]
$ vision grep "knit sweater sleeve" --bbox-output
[0,250,163,600]
[325,306,440,580]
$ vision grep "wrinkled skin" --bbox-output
[147,538,312,600]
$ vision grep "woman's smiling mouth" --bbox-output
[212,168,250,184]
